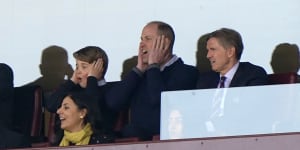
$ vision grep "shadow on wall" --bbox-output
[270,43,299,74]
[23,45,74,138]
[120,56,138,80]
[196,33,212,73]
[24,45,73,91]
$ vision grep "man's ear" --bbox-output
[227,46,236,58]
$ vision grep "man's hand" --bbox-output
[148,35,170,65]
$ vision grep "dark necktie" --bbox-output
[219,76,226,88]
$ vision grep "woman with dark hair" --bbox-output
[53,92,112,146]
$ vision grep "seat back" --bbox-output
[152,134,160,141]
[47,113,57,144]
[267,72,298,85]
[114,110,129,133]
[115,137,140,143]
[13,85,43,140]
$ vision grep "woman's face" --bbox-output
[57,96,86,132]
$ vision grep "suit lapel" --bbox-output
[230,62,244,87]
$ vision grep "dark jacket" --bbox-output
[197,62,268,89]
[0,126,31,149]
[0,63,14,129]
[106,58,198,140]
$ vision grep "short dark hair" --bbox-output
[73,46,108,77]
[147,21,175,52]
[207,28,244,60]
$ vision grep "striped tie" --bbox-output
[219,76,226,88]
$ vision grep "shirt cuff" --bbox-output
[133,67,144,77]
[147,63,160,70]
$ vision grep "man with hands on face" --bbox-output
[47,46,117,141]
[106,21,198,140]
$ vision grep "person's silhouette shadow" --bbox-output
[24,45,73,139]
[270,43,300,83]
[270,43,299,74]
[196,33,212,73]
[120,56,138,80]
[25,45,73,91]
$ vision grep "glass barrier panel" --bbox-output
[161,84,300,140]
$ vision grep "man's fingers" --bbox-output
[160,35,165,50]
[153,35,165,50]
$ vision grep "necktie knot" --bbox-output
[219,76,226,88]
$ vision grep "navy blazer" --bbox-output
[197,62,268,89]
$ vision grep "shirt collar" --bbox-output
[160,55,179,71]
[220,62,239,87]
